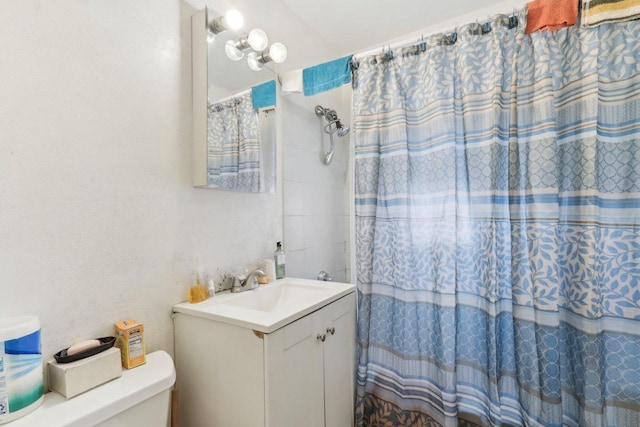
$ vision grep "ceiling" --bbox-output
[279,0,523,56]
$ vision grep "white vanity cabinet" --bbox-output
[174,287,356,427]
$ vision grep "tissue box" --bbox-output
[115,319,145,369]
[48,347,122,399]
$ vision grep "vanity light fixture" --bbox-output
[207,9,244,39]
[247,42,288,71]
[224,29,269,61]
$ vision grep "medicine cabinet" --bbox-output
[192,8,277,193]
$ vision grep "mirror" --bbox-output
[192,8,277,193]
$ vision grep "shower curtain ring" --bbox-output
[385,45,393,60]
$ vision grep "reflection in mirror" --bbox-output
[207,92,259,192]
[206,91,275,192]
[192,7,278,193]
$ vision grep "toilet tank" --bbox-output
[7,351,175,427]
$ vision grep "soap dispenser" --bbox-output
[188,273,208,303]
[273,242,285,279]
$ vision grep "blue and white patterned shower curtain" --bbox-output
[353,10,640,427]
[207,92,261,192]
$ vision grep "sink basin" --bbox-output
[173,277,356,333]
[223,282,333,312]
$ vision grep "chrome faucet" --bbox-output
[317,271,333,282]
[230,269,265,293]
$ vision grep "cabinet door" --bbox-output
[322,293,356,427]
[175,315,266,427]
[265,310,325,427]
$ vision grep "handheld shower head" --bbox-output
[315,104,350,165]
[324,150,335,165]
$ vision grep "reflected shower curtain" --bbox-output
[207,92,261,192]
[353,10,640,427]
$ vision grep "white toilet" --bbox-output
[7,350,175,427]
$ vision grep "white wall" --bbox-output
[0,0,284,370]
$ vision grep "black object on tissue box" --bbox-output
[54,336,116,363]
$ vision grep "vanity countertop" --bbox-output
[173,277,356,333]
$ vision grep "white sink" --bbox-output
[173,277,356,333]
[222,282,333,312]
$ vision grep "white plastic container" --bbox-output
[0,316,44,424]
[260,258,276,283]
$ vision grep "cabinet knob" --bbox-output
[326,327,335,335]
[317,333,326,342]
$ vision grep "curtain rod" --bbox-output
[353,1,525,59]
[208,88,251,105]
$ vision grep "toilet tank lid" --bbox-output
[9,350,176,427]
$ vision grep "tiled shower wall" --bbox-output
[282,86,352,283]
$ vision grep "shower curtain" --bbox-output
[207,92,261,192]
[353,10,640,427]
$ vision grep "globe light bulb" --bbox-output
[269,43,287,63]
[225,40,244,61]
[224,9,243,31]
[209,9,244,34]
[247,29,268,51]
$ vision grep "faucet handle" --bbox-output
[222,274,237,291]
[231,266,248,280]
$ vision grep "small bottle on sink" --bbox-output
[273,242,285,279]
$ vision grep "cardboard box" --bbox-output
[48,347,122,399]
[115,319,146,369]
